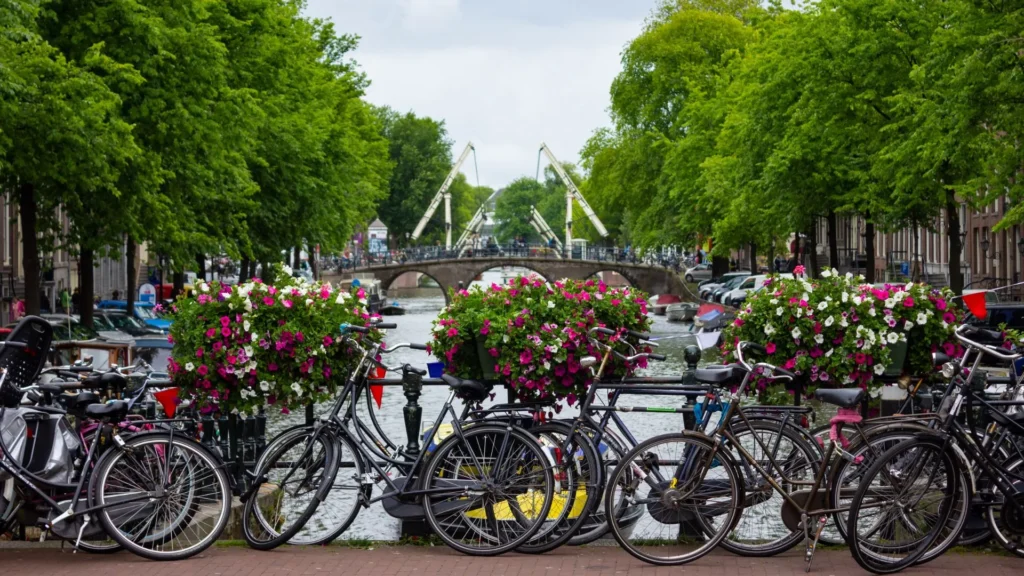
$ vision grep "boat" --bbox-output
[666,302,698,322]
[379,300,406,316]
[691,303,728,350]
[652,294,682,315]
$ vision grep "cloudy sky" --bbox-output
[303,0,658,190]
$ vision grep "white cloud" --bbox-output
[303,1,650,190]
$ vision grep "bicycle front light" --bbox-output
[940,362,957,380]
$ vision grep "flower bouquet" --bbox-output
[167,266,382,415]
[430,276,653,407]
[721,268,961,397]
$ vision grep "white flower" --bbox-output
[853,296,863,305]
[185,362,195,372]
[543,361,551,371]
[887,332,899,344]
[874,364,885,375]
[244,299,253,312]
[904,321,913,331]
[291,382,303,397]
[335,292,349,304]
[791,327,802,339]
[814,334,824,344]
[260,381,271,392]
[868,307,876,317]
[770,299,779,305]
[247,361,257,372]
[916,312,928,325]
[825,348,834,357]
[821,269,832,278]
[282,264,293,275]
[198,282,209,293]
[243,320,251,331]
[305,298,314,306]
[840,317,849,327]
[503,334,510,343]
[251,332,258,343]
[817,301,828,311]
[547,300,556,309]
[841,292,849,303]
[795,307,803,318]
[764,324,776,335]
[884,298,896,309]
[244,345,254,357]
[776,307,784,316]
[824,316,835,327]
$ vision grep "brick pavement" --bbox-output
[0,545,1018,576]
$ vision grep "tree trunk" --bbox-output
[293,246,301,270]
[310,247,319,281]
[80,248,94,328]
[126,237,137,316]
[748,242,757,273]
[172,271,184,299]
[946,193,963,293]
[807,225,820,278]
[865,220,877,284]
[827,211,840,272]
[711,255,729,277]
[196,253,206,281]
[239,257,251,283]
[260,261,270,281]
[18,183,41,316]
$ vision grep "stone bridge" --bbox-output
[326,256,691,302]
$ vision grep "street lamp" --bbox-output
[1017,235,1024,255]
[981,233,990,256]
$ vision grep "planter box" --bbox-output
[473,335,497,380]
[884,340,908,377]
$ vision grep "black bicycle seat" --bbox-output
[962,326,1006,346]
[814,387,865,408]
[441,374,491,402]
[694,365,742,385]
[65,391,101,412]
[85,400,128,420]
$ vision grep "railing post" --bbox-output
[681,345,701,431]
[402,371,423,460]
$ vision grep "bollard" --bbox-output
[402,370,423,460]
[680,345,701,431]
[305,403,315,426]
[217,415,231,463]
[233,414,245,489]
[201,415,216,449]
[255,406,267,458]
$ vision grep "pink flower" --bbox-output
[220,316,230,327]
[447,327,458,337]
[480,319,490,335]
[520,349,533,365]
[212,342,223,352]
[205,328,216,338]
[611,299,621,306]
[263,297,274,306]
[489,348,499,357]
[793,265,806,276]
[227,355,237,365]
[323,335,334,347]
[784,358,797,370]
[942,312,956,324]
[197,365,208,376]
[733,318,745,327]
[283,300,293,308]
[221,327,231,337]
[196,348,204,358]
[765,343,776,354]
[935,298,947,311]
[356,288,366,300]
[903,297,915,307]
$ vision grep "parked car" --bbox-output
[13,315,134,344]
[723,274,795,307]
[93,309,166,337]
[699,271,751,300]
[96,300,172,331]
[684,263,713,283]
[966,302,1024,331]
[704,272,753,303]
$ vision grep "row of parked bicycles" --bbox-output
[1,313,1023,572]
[239,319,1024,574]
[0,316,232,561]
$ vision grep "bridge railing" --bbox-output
[318,243,686,273]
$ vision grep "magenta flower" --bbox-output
[263,297,274,306]
[766,342,776,354]
[903,297,915,307]
[268,362,278,372]
[935,298,947,311]
[489,347,499,357]
[855,353,867,365]
[220,316,230,327]
[520,349,533,365]
[502,364,511,376]
[221,327,231,337]
[323,335,334,347]
[480,319,490,335]
[205,328,216,338]
[197,365,208,376]
[611,299,621,306]
[196,348,204,358]
[943,312,956,324]
[283,300,293,308]
[357,288,366,300]
[212,342,223,352]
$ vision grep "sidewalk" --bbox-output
[0,545,1019,576]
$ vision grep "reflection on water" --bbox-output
[265,270,758,540]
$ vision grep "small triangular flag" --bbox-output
[371,385,384,409]
[963,291,988,320]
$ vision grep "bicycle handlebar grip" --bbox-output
[374,323,397,330]
[743,342,767,355]
[403,364,428,376]
[774,366,797,379]
[648,353,666,361]
[342,324,369,334]
[595,327,615,336]
[409,343,428,351]
[58,370,83,380]
[627,330,651,341]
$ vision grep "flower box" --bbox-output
[430,275,652,406]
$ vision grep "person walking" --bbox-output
[71,287,81,314]
[112,289,120,301]
[60,288,71,315]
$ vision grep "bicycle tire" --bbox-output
[92,433,232,561]
[567,420,630,546]
[287,428,364,546]
[984,456,1024,557]
[846,436,959,574]
[241,426,339,551]
[606,432,741,566]
[422,424,555,556]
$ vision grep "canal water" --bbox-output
[265,270,783,541]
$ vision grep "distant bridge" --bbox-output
[322,245,690,302]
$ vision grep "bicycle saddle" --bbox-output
[961,325,1006,346]
[441,374,491,402]
[814,387,865,408]
[85,400,128,421]
[694,365,742,385]
[65,391,101,413]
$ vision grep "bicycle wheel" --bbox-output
[288,429,363,545]
[92,433,231,561]
[606,432,741,566]
[567,422,629,546]
[241,426,339,551]
[716,418,820,557]
[846,437,960,574]
[985,456,1024,557]
[422,424,555,556]
[516,422,601,554]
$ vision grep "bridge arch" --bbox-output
[465,263,552,287]
[377,269,452,303]
[586,268,639,288]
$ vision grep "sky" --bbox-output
[303,0,658,190]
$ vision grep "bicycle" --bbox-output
[241,322,556,556]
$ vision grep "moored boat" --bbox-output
[379,300,406,316]
[652,294,682,315]
[666,302,698,322]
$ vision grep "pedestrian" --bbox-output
[112,289,120,301]
[10,296,23,322]
[60,288,71,315]
[71,287,81,314]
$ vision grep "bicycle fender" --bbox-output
[909,430,975,495]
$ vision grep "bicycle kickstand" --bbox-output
[804,515,827,573]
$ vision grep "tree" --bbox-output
[493,178,547,243]
[1,0,139,316]
[375,108,454,245]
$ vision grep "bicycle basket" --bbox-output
[0,408,28,481]
[20,408,79,484]
[0,316,53,408]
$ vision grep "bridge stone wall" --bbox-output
[327,257,692,303]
